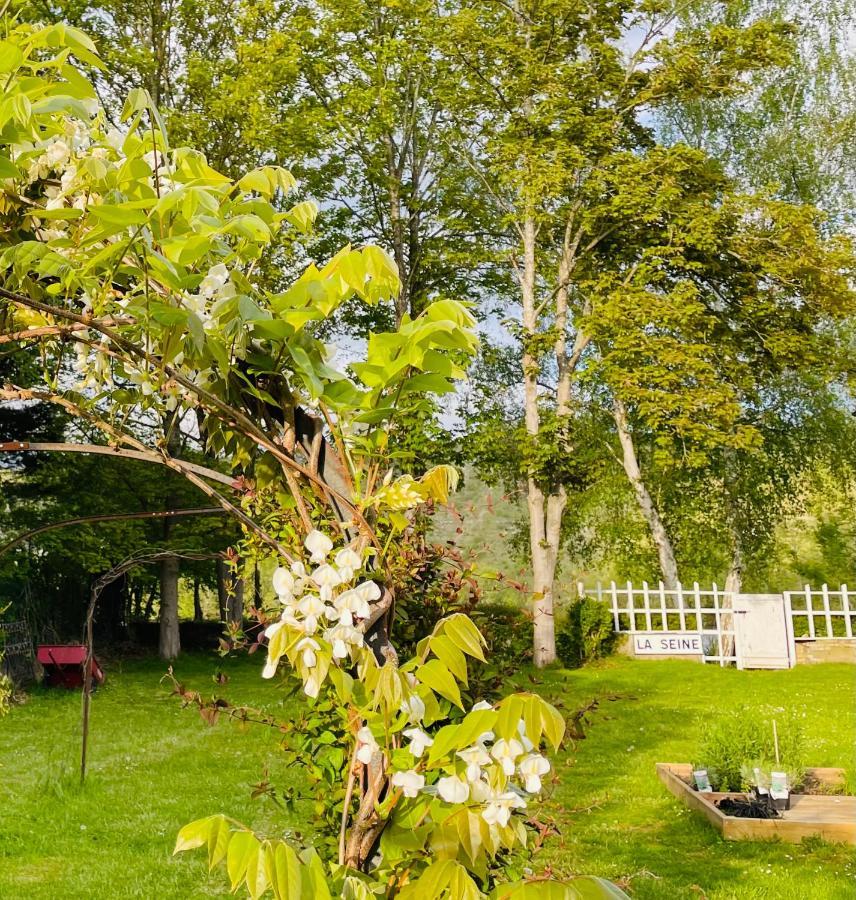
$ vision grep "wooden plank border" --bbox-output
[656,763,856,846]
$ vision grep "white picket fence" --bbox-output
[577,580,856,669]
[783,585,854,640]
[577,581,737,666]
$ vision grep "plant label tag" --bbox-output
[770,771,788,800]
[753,767,769,795]
[693,769,712,793]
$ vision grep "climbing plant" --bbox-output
[0,18,626,899]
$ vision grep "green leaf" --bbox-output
[27,207,83,221]
[496,694,526,741]
[441,614,487,662]
[396,860,458,900]
[429,634,468,685]
[302,849,332,900]
[417,659,463,709]
[0,156,19,179]
[226,831,259,892]
[206,816,230,870]
[539,697,566,751]
[0,41,24,74]
[88,204,150,227]
[173,816,213,853]
[282,200,317,232]
[265,841,301,900]
[121,87,153,122]
[450,708,497,751]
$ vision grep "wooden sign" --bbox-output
[633,632,703,656]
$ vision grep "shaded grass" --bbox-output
[1,653,854,898]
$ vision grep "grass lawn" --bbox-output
[1,653,854,899]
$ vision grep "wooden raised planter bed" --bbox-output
[657,763,856,845]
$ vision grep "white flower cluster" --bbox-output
[263,530,380,693]
[390,700,551,828]
[184,263,236,331]
[72,335,113,391]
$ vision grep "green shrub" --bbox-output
[468,601,533,699]
[694,707,807,791]
[556,597,617,668]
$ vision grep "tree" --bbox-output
[659,0,856,229]
[444,1,854,664]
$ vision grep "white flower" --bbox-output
[45,140,70,168]
[199,263,230,298]
[517,719,535,752]
[353,580,381,605]
[356,726,378,765]
[391,770,425,798]
[298,594,326,633]
[60,165,77,192]
[331,587,372,626]
[470,778,492,803]
[437,775,470,804]
[311,564,342,591]
[105,127,124,150]
[457,744,491,782]
[272,566,295,599]
[335,547,362,582]
[472,700,493,711]
[262,656,279,679]
[304,529,333,563]
[400,693,426,724]
[296,637,320,668]
[304,671,322,698]
[325,623,363,659]
[482,791,526,827]
[490,738,524,777]
[403,728,434,758]
[518,754,551,793]
[264,619,287,640]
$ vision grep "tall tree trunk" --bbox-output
[612,398,679,589]
[159,554,180,660]
[143,584,156,620]
[193,575,203,622]
[159,411,182,656]
[722,521,744,658]
[216,559,228,622]
[520,215,559,666]
[227,571,244,626]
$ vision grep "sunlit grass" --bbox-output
[1,653,853,898]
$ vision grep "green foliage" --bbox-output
[695,707,807,791]
[469,602,533,696]
[556,600,617,670]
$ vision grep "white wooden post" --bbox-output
[609,580,619,631]
[712,582,724,667]
[842,584,852,639]
[805,585,815,638]
[642,581,653,631]
[658,581,668,630]
[677,581,686,631]
[783,591,796,668]
[821,583,833,638]
[626,581,635,632]
[693,581,703,633]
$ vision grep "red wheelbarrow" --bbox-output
[37,644,105,689]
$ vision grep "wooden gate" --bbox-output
[732,594,793,669]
